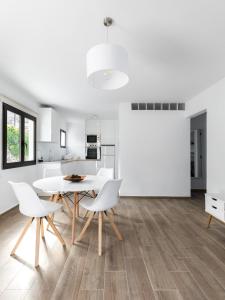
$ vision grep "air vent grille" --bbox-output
[131,102,185,111]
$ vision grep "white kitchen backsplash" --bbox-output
[37,142,67,161]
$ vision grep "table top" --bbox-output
[33,175,107,193]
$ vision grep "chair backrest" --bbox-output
[43,164,63,178]
[97,168,114,179]
[8,181,47,217]
[91,179,122,211]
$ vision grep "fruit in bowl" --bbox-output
[63,174,86,182]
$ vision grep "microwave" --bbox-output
[87,135,98,143]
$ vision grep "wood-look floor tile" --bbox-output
[104,271,129,300]
[184,257,225,300]
[171,271,208,300]
[154,290,182,300]
[2,193,225,300]
[80,236,105,291]
[105,236,125,271]
[77,290,103,300]
[142,245,176,290]
[125,257,155,300]
[51,255,86,300]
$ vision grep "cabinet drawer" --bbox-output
[205,196,225,221]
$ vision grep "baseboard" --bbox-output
[0,204,18,216]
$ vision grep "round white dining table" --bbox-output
[33,175,107,244]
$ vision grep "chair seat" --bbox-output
[79,196,113,212]
[41,200,62,215]
[21,200,62,218]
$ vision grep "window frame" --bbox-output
[60,129,66,148]
[2,102,37,169]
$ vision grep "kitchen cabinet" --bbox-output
[85,119,117,144]
[38,107,58,142]
[62,160,98,175]
[86,119,101,136]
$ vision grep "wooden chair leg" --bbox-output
[107,212,123,241]
[35,218,41,267]
[62,196,73,217]
[98,212,103,256]
[111,208,116,215]
[83,210,89,218]
[11,217,34,256]
[46,216,65,246]
[76,212,95,242]
[41,218,44,238]
[49,194,54,201]
[47,194,60,230]
[207,215,213,228]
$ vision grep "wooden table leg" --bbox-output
[75,192,79,217]
[72,192,78,244]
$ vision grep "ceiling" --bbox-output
[0,0,225,119]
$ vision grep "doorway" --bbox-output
[190,112,207,195]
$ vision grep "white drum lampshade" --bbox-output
[87,43,129,90]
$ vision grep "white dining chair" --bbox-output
[97,168,115,214]
[76,179,123,256]
[43,164,72,218]
[83,168,115,218]
[8,181,66,267]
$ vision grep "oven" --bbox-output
[86,146,101,159]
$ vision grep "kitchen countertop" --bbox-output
[37,159,101,164]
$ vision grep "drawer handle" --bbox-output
[212,205,217,209]
[212,198,217,201]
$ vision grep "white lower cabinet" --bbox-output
[62,160,98,175]
[205,193,225,222]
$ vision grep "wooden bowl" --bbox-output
[63,175,86,182]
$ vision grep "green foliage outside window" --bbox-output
[7,125,29,160]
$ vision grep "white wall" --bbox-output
[100,120,117,144]
[0,83,68,213]
[118,103,190,197]
[191,113,207,190]
[0,93,40,214]
[186,77,225,194]
[67,120,86,159]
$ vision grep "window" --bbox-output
[60,129,66,148]
[2,103,36,169]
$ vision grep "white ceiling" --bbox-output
[0,0,225,119]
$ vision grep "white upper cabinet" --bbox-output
[86,119,101,135]
[38,107,57,142]
[85,119,117,144]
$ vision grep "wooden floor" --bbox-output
[1,193,225,299]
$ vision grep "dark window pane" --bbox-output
[60,130,66,148]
